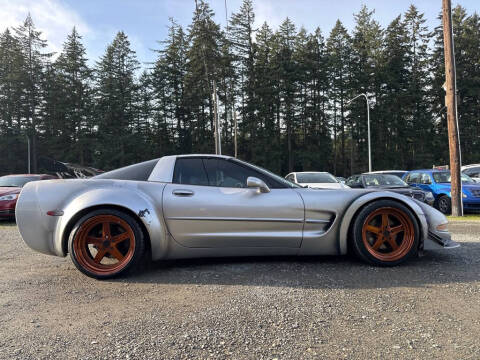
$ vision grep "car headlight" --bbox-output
[0,193,18,201]
[436,223,449,232]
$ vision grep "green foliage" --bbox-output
[0,3,480,177]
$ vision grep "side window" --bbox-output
[420,173,432,184]
[355,176,364,187]
[465,168,480,178]
[286,174,295,182]
[203,159,273,188]
[406,172,420,184]
[346,176,357,187]
[172,158,209,186]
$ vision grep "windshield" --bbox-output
[433,172,474,184]
[235,159,300,188]
[296,173,338,183]
[364,174,408,186]
[0,176,40,188]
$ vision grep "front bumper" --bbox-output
[426,229,460,250]
[463,199,480,211]
[0,200,16,218]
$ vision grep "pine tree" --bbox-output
[0,29,27,173]
[380,15,410,169]
[94,31,140,169]
[184,0,223,153]
[13,14,52,172]
[349,6,383,174]
[46,27,93,164]
[152,19,187,155]
[228,0,256,160]
[403,5,434,168]
[326,20,352,176]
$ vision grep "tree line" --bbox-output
[0,1,479,177]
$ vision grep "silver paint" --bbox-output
[16,154,458,263]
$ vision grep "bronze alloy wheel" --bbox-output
[72,214,136,277]
[361,207,415,262]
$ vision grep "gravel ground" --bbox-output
[0,220,479,360]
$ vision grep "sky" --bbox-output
[0,0,479,66]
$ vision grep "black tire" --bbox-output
[68,209,146,279]
[351,200,420,266]
[435,195,452,215]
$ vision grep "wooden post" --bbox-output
[442,0,463,216]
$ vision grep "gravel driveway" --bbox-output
[0,220,479,360]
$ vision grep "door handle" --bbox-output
[172,189,194,197]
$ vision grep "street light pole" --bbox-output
[347,93,371,172]
[26,135,31,173]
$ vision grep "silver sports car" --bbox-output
[16,155,459,279]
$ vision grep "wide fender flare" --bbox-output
[338,191,428,255]
[54,186,167,259]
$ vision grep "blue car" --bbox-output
[403,170,480,214]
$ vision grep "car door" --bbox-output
[162,157,305,248]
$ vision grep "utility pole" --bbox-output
[442,0,463,216]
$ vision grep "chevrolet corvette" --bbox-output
[16,155,459,279]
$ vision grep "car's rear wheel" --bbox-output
[68,209,146,279]
[435,195,451,215]
[351,200,419,266]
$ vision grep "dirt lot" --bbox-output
[0,221,479,360]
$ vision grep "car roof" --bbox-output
[365,170,406,173]
[408,169,449,173]
[1,174,51,177]
[292,171,330,174]
[175,154,232,160]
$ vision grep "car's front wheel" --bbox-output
[351,200,420,266]
[435,195,451,215]
[68,209,146,279]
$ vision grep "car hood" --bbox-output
[463,183,480,191]
[435,183,480,192]
[0,187,21,196]
[366,185,418,193]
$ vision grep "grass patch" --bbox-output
[447,214,480,222]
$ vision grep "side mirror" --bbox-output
[247,176,270,193]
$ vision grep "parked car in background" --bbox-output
[346,174,434,206]
[462,164,480,183]
[285,172,350,189]
[336,176,347,185]
[403,170,480,214]
[365,170,408,179]
[0,174,57,219]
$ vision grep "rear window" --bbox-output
[94,159,159,181]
